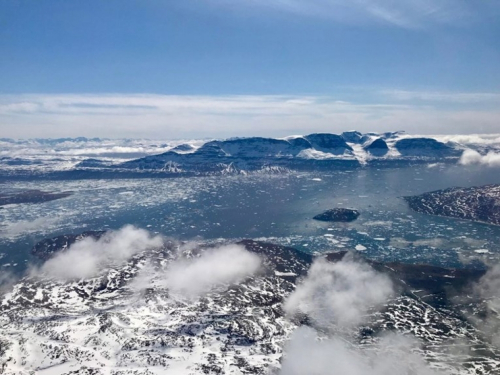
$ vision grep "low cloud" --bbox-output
[280,327,442,375]
[470,264,500,347]
[284,255,394,328]
[0,270,18,294]
[281,255,444,374]
[1,217,59,239]
[459,149,500,167]
[134,244,262,298]
[35,225,163,280]
[435,134,500,145]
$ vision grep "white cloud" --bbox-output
[36,225,163,280]
[135,244,262,298]
[470,264,500,348]
[0,270,18,294]
[459,149,500,167]
[382,90,500,104]
[434,134,500,145]
[280,327,443,375]
[1,217,60,238]
[1,93,500,138]
[284,255,394,328]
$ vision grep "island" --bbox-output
[313,208,360,222]
[0,189,72,206]
[404,184,500,225]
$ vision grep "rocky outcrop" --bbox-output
[404,184,500,225]
[395,138,459,157]
[313,208,360,222]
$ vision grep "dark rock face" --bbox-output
[207,137,308,158]
[287,136,312,149]
[305,133,353,154]
[341,131,363,144]
[404,184,500,225]
[313,208,360,222]
[75,159,107,168]
[171,144,195,153]
[192,142,229,158]
[31,231,107,260]
[0,189,73,206]
[395,138,458,157]
[364,138,389,156]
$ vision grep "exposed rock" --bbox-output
[404,184,500,225]
[304,133,353,154]
[0,189,73,206]
[364,138,389,156]
[170,144,195,153]
[395,138,459,157]
[341,131,363,144]
[313,208,360,222]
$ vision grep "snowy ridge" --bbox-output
[1,238,499,374]
[404,184,500,225]
[3,131,499,176]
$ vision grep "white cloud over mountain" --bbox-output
[284,255,394,328]
[36,225,163,280]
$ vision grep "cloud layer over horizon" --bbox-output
[1,92,499,139]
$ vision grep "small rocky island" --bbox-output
[0,189,72,206]
[404,184,500,225]
[313,208,360,222]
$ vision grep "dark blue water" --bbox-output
[1,164,500,275]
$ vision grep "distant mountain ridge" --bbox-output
[114,131,463,175]
[1,131,492,177]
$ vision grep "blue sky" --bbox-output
[1,0,499,138]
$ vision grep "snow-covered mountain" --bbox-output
[1,132,499,177]
[114,132,466,175]
[1,234,499,374]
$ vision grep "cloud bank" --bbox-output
[284,255,394,328]
[459,149,500,167]
[36,225,163,280]
[1,93,500,138]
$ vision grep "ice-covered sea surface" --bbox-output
[2,164,500,273]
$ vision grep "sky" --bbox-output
[1,0,499,138]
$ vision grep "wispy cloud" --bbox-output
[210,0,495,28]
[381,90,500,104]
[1,92,499,138]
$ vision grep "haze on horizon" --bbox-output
[1,0,499,138]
